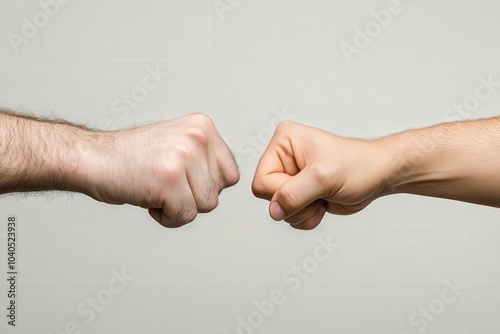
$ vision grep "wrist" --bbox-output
[29,117,119,199]
[75,129,118,201]
[374,126,447,196]
[42,122,106,196]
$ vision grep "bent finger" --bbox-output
[291,205,327,230]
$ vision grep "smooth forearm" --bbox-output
[0,111,101,195]
[379,117,500,207]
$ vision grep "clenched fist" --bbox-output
[252,121,390,230]
[85,113,240,227]
[253,118,500,230]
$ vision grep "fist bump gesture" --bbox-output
[1,108,499,230]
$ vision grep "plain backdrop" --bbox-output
[1,0,500,333]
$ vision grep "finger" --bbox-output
[252,132,300,200]
[148,174,198,228]
[197,114,240,187]
[210,134,240,188]
[177,113,240,187]
[253,172,292,201]
[269,165,331,221]
[148,206,196,229]
[326,201,367,215]
[284,199,326,226]
[291,205,327,230]
[185,147,221,213]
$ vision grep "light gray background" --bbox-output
[1,0,500,333]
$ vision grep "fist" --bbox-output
[252,121,390,230]
[88,113,240,228]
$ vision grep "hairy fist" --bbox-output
[86,113,240,228]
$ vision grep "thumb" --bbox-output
[270,165,330,221]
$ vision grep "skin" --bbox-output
[252,118,500,230]
[0,110,239,228]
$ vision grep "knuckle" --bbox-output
[186,126,209,145]
[277,185,299,210]
[204,195,219,212]
[228,170,240,187]
[160,200,197,228]
[189,113,214,129]
[172,142,194,159]
[174,142,191,155]
[179,208,197,226]
[199,183,220,212]
[275,120,293,134]
[251,179,267,199]
[215,172,226,193]
[185,209,198,223]
[310,161,331,183]
[158,160,183,183]
[224,161,240,186]
[155,211,177,229]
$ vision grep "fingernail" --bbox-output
[270,202,286,221]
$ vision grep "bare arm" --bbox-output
[0,110,94,194]
[252,117,500,230]
[0,110,240,228]
[379,117,500,208]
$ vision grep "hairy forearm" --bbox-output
[0,110,100,195]
[0,111,239,227]
[379,117,500,207]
